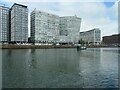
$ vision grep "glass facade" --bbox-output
[10,3,28,43]
[0,6,9,43]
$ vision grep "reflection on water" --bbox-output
[0,50,2,89]
[2,48,119,88]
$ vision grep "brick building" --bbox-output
[102,34,120,45]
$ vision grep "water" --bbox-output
[1,48,119,88]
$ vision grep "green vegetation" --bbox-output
[78,39,85,45]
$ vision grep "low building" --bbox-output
[102,34,120,45]
[80,28,101,45]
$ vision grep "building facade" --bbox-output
[10,3,28,43]
[102,34,120,45]
[0,6,9,43]
[59,16,81,44]
[30,9,59,44]
[30,9,81,44]
[80,28,101,45]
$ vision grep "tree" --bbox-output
[78,38,85,45]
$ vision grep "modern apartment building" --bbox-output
[30,9,59,44]
[80,28,101,45]
[59,16,81,44]
[30,9,81,44]
[10,3,28,43]
[0,6,9,43]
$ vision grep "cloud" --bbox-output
[51,1,118,38]
[1,0,118,3]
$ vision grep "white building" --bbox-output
[10,3,28,43]
[59,16,81,44]
[59,35,71,44]
[30,9,59,44]
[30,9,81,44]
[0,6,9,44]
[80,28,101,45]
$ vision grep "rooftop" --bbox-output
[11,3,27,9]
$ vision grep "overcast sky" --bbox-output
[0,0,119,38]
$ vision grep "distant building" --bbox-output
[10,3,28,43]
[0,6,10,43]
[59,16,81,44]
[102,34,120,45]
[30,9,59,44]
[80,28,101,45]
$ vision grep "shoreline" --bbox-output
[0,45,119,49]
[0,45,76,49]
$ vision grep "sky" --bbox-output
[0,0,119,38]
